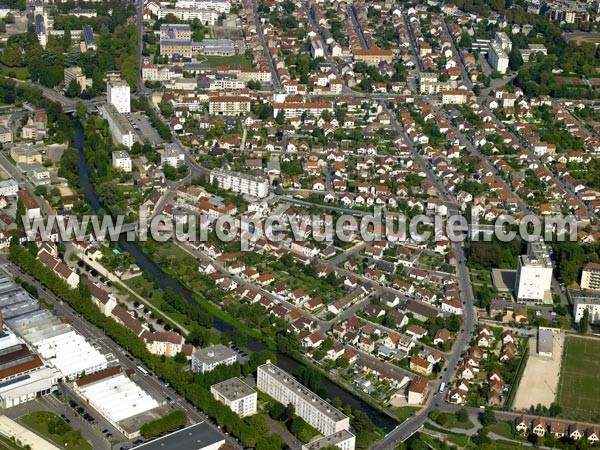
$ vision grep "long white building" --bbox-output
[210,169,269,198]
[257,362,350,437]
[515,239,553,304]
[107,79,131,114]
[157,8,218,24]
[175,0,230,12]
[100,104,136,149]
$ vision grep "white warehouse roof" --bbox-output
[77,373,159,423]
[34,330,107,380]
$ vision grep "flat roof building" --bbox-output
[210,377,257,417]
[75,367,160,438]
[135,422,225,450]
[100,103,136,149]
[515,239,553,304]
[537,327,553,357]
[107,79,130,114]
[7,309,107,380]
[210,168,268,198]
[301,430,355,450]
[191,344,237,374]
[571,289,600,324]
[257,362,350,437]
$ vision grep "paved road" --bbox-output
[249,0,281,89]
[0,256,242,450]
[370,102,478,449]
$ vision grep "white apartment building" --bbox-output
[107,79,131,114]
[142,331,185,357]
[100,104,136,148]
[191,344,237,373]
[580,262,600,291]
[257,362,350,437]
[112,150,132,173]
[301,430,356,450]
[210,377,257,417]
[494,31,512,53]
[441,90,468,105]
[572,290,600,323]
[208,96,251,116]
[175,0,230,13]
[210,169,269,198]
[272,102,333,119]
[161,144,185,168]
[157,8,218,24]
[515,239,553,303]
[487,42,509,74]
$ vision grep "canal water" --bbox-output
[73,120,396,431]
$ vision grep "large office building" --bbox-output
[210,377,257,417]
[581,262,600,291]
[257,362,350,437]
[515,239,553,304]
[210,169,269,198]
[107,79,131,113]
[100,104,136,149]
[191,344,237,374]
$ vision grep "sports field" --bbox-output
[556,336,600,421]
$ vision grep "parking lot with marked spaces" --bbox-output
[556,335,600,421]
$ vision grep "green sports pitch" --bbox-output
[556,336,600,421]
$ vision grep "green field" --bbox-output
[20,411,92,450]
[196,54,252,68]
[556,336,600,421]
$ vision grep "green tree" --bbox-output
[173,352,187,363]
[66,78,82,98]
[1,42,23,67]
[479,407,496,426]
[580,309,589,334]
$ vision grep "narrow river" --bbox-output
[73,120,396,431]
